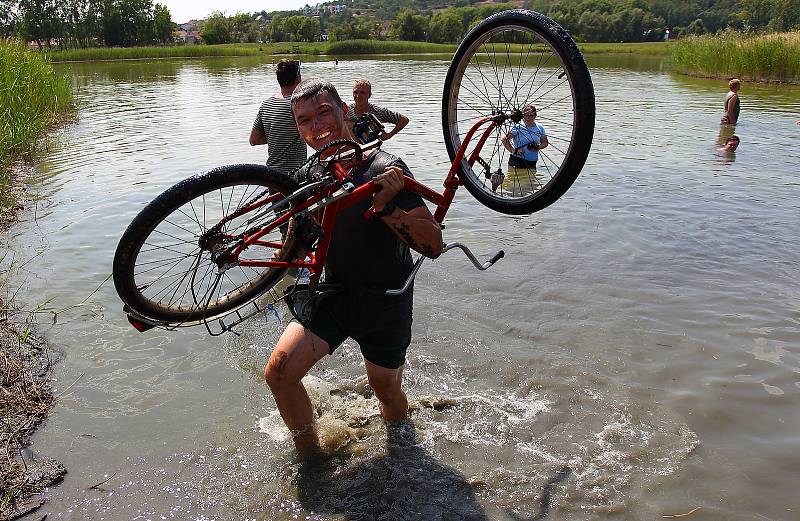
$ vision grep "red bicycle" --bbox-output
[112,10,596,333]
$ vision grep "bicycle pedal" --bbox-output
[490,172,505,192]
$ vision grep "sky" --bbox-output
[161,0,312,24]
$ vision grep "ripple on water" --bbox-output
[17,58,800,520]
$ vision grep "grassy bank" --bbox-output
[42,39,673,64]
[671,31,800,83]
[1,39,72,520]
[0,39,74,221]
[326,40,455,54]
[47,41,329,62]
[47,40,456,62]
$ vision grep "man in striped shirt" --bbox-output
[348,79,409,141]
[249,59,307,174]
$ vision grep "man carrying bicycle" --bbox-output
[263,79,443,455]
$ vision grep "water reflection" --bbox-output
[59,60,183,86]
[716,123,735,145]
[716,125,739,162]
[670,71,800,111]
[13,56,800,521]
[583,53,667,72]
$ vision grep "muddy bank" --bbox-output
[0,305,65,520]
[1,169,66,519]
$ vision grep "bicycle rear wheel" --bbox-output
[113,165,302,324]
[442,9,595,215]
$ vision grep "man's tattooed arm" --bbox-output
[382,207,443,258]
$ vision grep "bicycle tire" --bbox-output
[442,9,595,215]
[113,164,302,323]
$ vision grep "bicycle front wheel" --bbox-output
[113,165,302,324]
[442,9,595,215]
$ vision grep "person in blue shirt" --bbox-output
[501,105,549,170]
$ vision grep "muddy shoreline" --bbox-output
[1,176,66,520]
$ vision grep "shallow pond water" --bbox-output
[3,53,800,520]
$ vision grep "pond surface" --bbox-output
[3,53,800,520]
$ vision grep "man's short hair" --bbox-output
[291,79,345,107]
[728,78,741,88]
[727,135,740,143]
[353,79,371,91]
[276,59,301,87]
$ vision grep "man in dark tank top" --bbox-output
[263,79,443,456]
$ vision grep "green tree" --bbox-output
[121,0,155,44]
[62,0,104,48]
[18,0,63,49]
[298,16,320,42]
[330,17,371,41]
[393,8,427,41]
[687,17,707,35]
[1,0,18,37]
[352,18,372,39]
[648,0,699,29]
[152,3,173,44]
[200,11,232,44]
[282,14,304,41]
[428,9,463,43]
[102,0,155,47]
[268,15,285,42]
[230,11,254,42]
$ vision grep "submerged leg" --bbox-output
[264,322,329,454]
[365,360,407,422]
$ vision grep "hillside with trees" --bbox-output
[2,0,175,49]
[1,0,797,48]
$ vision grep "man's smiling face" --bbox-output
[293,92,349,151]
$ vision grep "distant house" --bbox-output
[178,20,199,32]
[26,38,61,50]
[176,28,200,44]
[176,19,200,43]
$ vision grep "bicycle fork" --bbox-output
[386,243,505,296]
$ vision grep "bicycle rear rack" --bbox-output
[124,243,503,335]
[122,284,287,336]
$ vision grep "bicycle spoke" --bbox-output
[442,10,590,214]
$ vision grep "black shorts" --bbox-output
[302,289,413,369]
[508,155,538,169]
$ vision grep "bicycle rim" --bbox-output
[114,166,299,323]
[442,10,594,214]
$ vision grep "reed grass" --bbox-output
[39,39,673,65]
[46,40,455,62]
[47,42,331,62]
[1,39,74,221]
[326,39,455,55]
[671,31,800,83]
